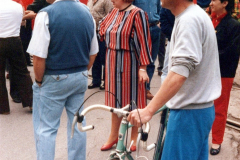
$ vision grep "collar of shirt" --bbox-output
[211,12,228,28]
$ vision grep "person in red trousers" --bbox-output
[210,0,240,155]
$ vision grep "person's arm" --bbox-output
[88,54,97,70]
[138,65,149,83]
[27,12,50,86]
[22,10,36,20]
[88,18,99,70]
[128,15,204,127]
[33,56,46,86]
[127,71,186,127]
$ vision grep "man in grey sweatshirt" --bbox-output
[127,0,222,159]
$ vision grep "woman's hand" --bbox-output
[23,10,37,20]
[138,68,149,83]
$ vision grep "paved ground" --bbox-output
[0,64,239,160]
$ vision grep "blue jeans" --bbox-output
[91,36,106,85]
[146,25,161,91]
[32,71,88,160]
[161,106,215,160]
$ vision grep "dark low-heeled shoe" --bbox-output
[13,97,22,103]
[100,82,105,90]
[210,145,221,155]
[88,83,100,89]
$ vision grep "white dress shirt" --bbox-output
[0,0,23,38]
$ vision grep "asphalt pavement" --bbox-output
[0,65,238,160]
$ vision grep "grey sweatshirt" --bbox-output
[166,4,222,109]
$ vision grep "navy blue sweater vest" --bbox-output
[41,1,94,75]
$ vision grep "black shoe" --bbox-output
[88,83,100,89]
[210,145,221,155]
[100,82,105,90]
[13,97,22,103]
[158,71,162,76]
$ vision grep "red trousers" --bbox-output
[212,78,234,144]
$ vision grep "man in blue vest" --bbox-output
[27,0,98,159]
[133,0,161,100]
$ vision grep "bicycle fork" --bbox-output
[109,117,134,160]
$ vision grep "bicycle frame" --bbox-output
[71,104,167,160]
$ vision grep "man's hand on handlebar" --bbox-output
[127,108,153,127]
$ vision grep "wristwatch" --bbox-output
[35,79,42,84]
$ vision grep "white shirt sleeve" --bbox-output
[27,12,50,58]
[89,18,99,55]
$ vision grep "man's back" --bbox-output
[0,0,23,38]
[27,0,98,159]
[29,0,95,75]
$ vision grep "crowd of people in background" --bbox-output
[0,0,240,160]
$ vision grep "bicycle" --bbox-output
[71,103,168,160]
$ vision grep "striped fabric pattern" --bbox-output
[99,8,152,110]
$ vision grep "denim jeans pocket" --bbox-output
[51,75,68,81]
[32,81,41,89]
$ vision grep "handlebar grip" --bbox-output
[77,123,94,132]
[143,143,156,152]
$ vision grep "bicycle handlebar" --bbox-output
[71,104,131,138]
[71,104,168,155]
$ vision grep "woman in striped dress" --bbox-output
[98,0,152,151]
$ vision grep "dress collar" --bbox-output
[211,12,228,28]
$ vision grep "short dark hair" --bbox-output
[220,0,234,12]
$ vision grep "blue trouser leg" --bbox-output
[66,90,86,160]
[91,52,102,85]
[161,106,215,160]
[146,25,161,91]
[33,71,88,160]
[91,36,106,85]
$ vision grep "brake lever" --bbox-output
[71,112,79,138]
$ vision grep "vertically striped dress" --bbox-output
[99,7,152,109]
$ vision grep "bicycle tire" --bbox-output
[153,108,169,160]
